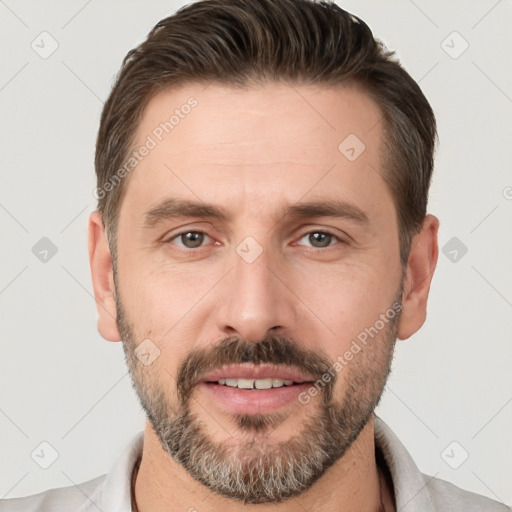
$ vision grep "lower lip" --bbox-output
[200,382,313,415]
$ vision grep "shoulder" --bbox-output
[373,416,510,512]
[426,475,511,512]
[1,431,144,512]
[0,474,106,512]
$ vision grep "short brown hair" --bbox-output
[95,0,437,266]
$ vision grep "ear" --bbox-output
[88,211,122,342]
[397,214,439,340]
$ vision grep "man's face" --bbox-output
[113,82,404,502]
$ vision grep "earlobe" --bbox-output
[88,211,122,342]
[397,214,439,340]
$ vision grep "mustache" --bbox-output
[176,334,336,405]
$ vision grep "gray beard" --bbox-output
[123,332,397,503]
[145,384,374,503]
[116,272,402,503]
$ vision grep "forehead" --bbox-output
[119,81,393,229]
[135,81,382,159]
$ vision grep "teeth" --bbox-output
[255,378,272,389]
[216,378,295,389]
[237,378,254,389]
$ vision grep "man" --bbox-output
[3,0,509,511]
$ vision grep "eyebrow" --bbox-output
[284,200,369,224]
[141,197,369,229]
[142,198,230,229]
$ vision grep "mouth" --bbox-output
[199,364,316,415]
[212,378,296,389]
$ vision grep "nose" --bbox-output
[215,245,296,343]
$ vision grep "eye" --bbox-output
[168,231,212,249]
[297,231,340,248]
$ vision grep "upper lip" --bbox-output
[202,364,316,384]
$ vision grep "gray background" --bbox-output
[1,0,511,505]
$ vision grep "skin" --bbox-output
[88,82,439,512]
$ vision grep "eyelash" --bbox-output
[165,229,344,250]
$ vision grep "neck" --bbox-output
[133,416,392,512]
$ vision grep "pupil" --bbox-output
[183,232,203,248]
[310,232,330,247]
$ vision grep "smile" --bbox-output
[197,364,318,414]
[213,378,295,389]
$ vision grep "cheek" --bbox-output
[117,259,221,365]
[119,253,212,322]
[292,262,397,348]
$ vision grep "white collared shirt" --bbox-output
[2,416,509,511]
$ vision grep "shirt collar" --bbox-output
[77,431,143,512]
[375,416,434,511]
